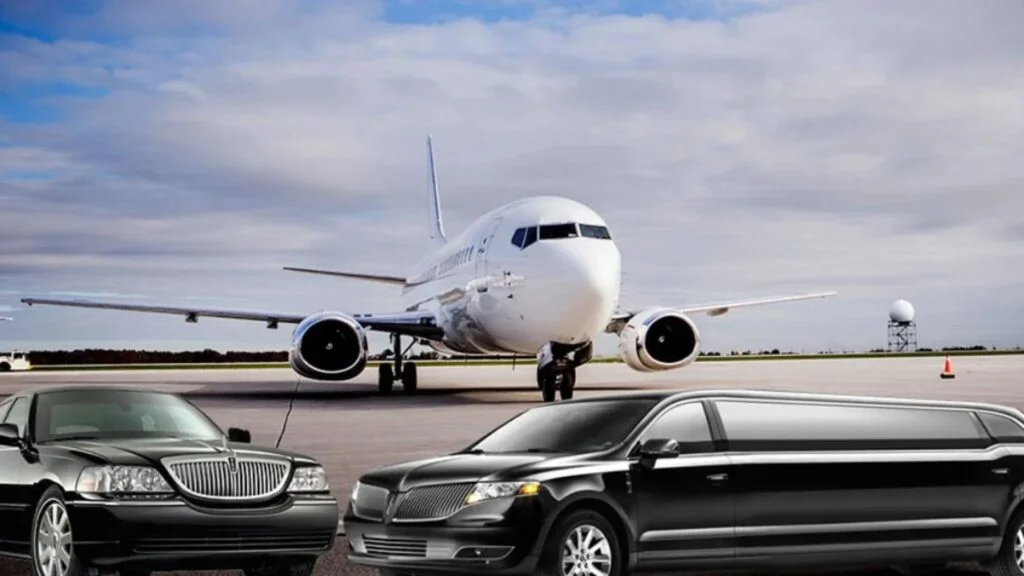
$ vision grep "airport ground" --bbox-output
[2,354,1020,576]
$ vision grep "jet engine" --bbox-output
[289,311,369,380]
[618,308,701,372]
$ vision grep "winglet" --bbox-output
[426,135,447,247]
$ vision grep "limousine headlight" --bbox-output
[465,481,541,505]
[76,465,174,495]
[288,465,330,493]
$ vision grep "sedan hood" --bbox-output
[359,452,552,492]
[59,437,285,466]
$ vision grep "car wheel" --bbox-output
[31,486,86,576]
[538,508,622,576]
[244,558,317,576]
[987,509,1024,576]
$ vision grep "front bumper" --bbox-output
[345,518,542,575]
[67,495,339,571]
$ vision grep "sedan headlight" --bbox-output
[465,481,541,505]
[288,466,330,493]
[76,465,173,495]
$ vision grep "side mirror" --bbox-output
[636,438,680,469]
[0,423,21,447]
[227,427,251,443]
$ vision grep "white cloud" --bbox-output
[2,0,1022,356]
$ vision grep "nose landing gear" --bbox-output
[536,341,592,402]
[378,334,418,395]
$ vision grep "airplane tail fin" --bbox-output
[426,135,447,247]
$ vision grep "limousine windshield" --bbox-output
[32,388,225,443]
[464,398,659,454]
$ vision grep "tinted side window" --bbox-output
[636,402,714,453]
[715,400,989,450]
[3,397,30,437]
[978,412,1024,442]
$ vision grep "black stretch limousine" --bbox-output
[345,389,1024,576]
[0,386,339,576]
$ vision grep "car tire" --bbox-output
[31,485,87,576]
[537,508,623,576]
[987,508,1024,576]
[244,558,317,576]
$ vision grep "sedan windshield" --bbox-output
[464,398,659,454]
[33,389,224,443]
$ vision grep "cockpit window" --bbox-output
[538,223,579,240]
[512,223,609,249]
[511,228,526,248]
[579,224,611,239]
[523,226,537,248]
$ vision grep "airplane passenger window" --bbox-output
[522,226,537,248]
[511,228,526,248]
[579,224,612,239]
[538,223,578,240]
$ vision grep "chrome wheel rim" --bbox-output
[35,500,72,576]
[561,523,612,576]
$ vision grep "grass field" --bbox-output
[21,349,1024,371]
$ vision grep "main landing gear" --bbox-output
[378,334,417,396]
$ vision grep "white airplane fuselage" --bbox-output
[398,196,620,357]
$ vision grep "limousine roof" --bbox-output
[566,388,1024,423]
[4,385,192,398]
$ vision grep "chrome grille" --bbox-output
[392,483,474,521]
[362,535,427,558]
[163,454,291,501]
[352,483,390,521]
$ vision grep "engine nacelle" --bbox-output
[618,308,701,372]
[289,311,369,381]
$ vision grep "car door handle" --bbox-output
[706,473,728,483]
[993,468,1010,476]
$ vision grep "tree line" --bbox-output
[11,345,1014,366]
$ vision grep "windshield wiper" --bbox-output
[44,435,103,442]
[522,447,568,453]
[460,448,487,454]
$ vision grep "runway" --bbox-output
[1,354,1019,576]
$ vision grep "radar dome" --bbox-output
[889,299,915,323]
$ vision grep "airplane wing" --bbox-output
[605,291,837,333]
[282,266,407,285]
[19,297,444,339]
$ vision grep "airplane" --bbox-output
[0,317,11,322]
[21,136,837,402]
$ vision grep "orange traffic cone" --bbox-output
[940,355,956,379]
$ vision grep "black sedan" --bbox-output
[0,385,339,576]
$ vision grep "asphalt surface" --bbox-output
[1,354,1019,576]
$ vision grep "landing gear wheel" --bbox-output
[377,363,394,395]
[401,361,418,394]
[985,507,1024,576]
[244,558,317,576]
[537,508,621,576]
[31,485,86,576]
[539,368,557,403]
[559,368,576,400]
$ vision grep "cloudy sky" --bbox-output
[1,0,1021,357]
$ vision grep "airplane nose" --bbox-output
[545,244,620,340]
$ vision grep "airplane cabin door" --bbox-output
[475,217,504,283]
